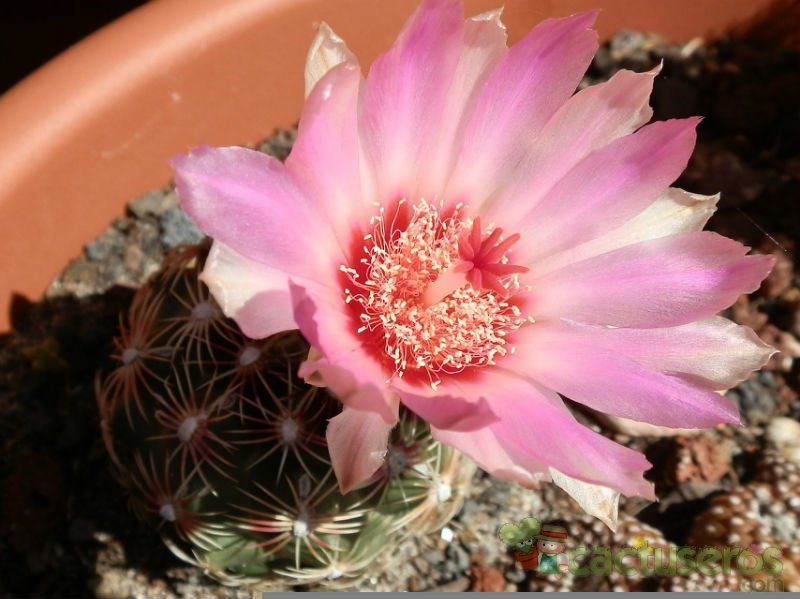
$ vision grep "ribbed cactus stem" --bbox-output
[98,243,475,589]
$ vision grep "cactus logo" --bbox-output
[498,517,569,574]
[498,516,786,590]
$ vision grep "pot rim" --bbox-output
[0,0,774,332]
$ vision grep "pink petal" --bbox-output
[289,280,397,421]
[491,387,654,498]
[287,61,370,241]
[360,0,464,200]
[539,188,719,276]
[618,317,775,389]
[327,408,393,494]
[398,385,498,432]
[432,424,549,488]
[438,373,654,498]
[508,320,742,428]
[518,118,700,262]
[523,317,773,391]
[530,231,775,328]
[484,66,659,223]
[445,11,598,204]
[299,358,398,424]
[418,8,508,196]
[289,279,366,366]
[200,241,295,339]
[173,145,339,279]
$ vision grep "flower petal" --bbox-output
[287,61,369,238]
[200,241,295,339]
[445,11,598,204]
[173,146,338,279]
[538,187,719,276]
[360,0,464,200]
[484,65,660,223]
[398,385,498,432]
[418,7,508,196]
[289,279,369,366]
[530,231,774,328]
[432,424,549,488]
[299,358,398,424]
[436,373,654,498]
[508,320,742,428]
[527,317,773,391]
[488,383,654,498]
[517,118,700,262]
[327,408,393,494]
[289,280,397,422]
[594,413,699,438]
[304,22,356,97]
[549,469,620,531]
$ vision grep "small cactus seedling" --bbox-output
[97,244,475,589]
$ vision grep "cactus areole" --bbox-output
[98,245,474,588]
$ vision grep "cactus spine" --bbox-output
[97,244,474,589]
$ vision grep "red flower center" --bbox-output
[341,200,530,388]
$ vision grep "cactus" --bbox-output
[97,244,475,589]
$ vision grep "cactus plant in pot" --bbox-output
[0,0,791,594]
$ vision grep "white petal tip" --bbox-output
[550,468,621,530]
[305,22,356,97]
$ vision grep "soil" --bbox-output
[1,28,799,597]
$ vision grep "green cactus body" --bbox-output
[97,244,475,589]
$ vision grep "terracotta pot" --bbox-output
[0,0,775,331]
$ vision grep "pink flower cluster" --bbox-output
[173,0,773,525]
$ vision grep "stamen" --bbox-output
[341,201,529,387]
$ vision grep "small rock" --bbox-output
[431,576,470,592]
[421,549,444,566]
[258,128,297,161]
[445,543,470,573]
[727,373,780,425]
[505,567,526,584]
[160,207,204,248]
[85,228,126,262]
[766,417,800,448]
[411,556,430,575]
[122,244,144,275]
[470,564,505,592]
[667,435,732,486]
[127,190,175,219]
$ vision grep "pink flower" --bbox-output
[173,0,774,525]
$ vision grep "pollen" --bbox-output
[341,200,530,387]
